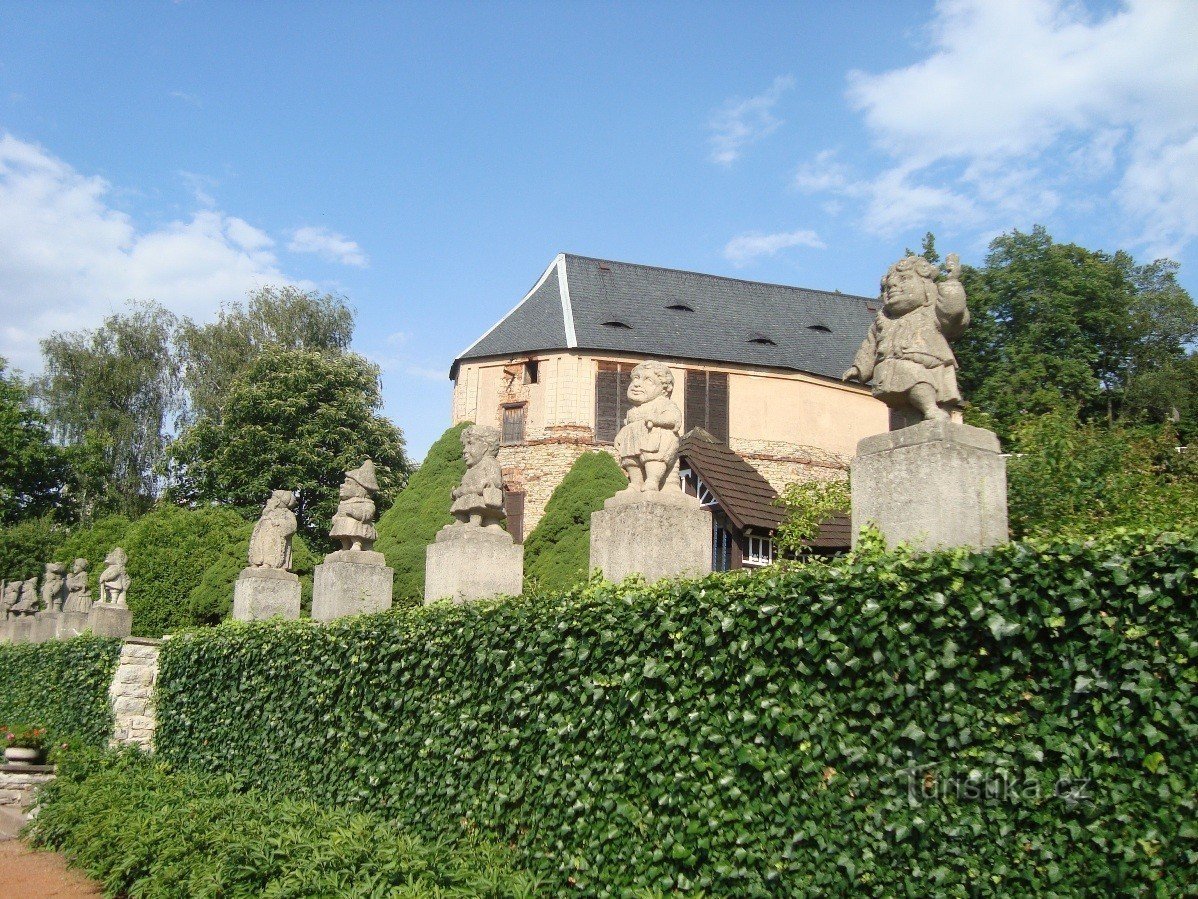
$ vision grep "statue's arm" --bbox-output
[844,323,879,382]
[936,254,970,337]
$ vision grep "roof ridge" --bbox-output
[562,252,874,303]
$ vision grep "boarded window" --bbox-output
[504,490,525,543]
[594,361,634,443]
[685,369,729,442]
[501,404,526,444]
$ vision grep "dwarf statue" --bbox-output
[63,559,93,614]
[450,425,505,530]
[330,459,379,553]
[98,547,130,607]
[1,580,18,619]
[10,578,39,616]
[843,254,970,424]
[248,490,299,570]
[41,562,67,612]
[614,361,685,495]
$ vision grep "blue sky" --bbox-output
[2,0,1195,458]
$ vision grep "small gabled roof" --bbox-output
[679,429,785,533]
[451,252,877,380]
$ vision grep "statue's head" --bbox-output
[881,255,939,316]
[627,361,674,405]
[461,425,501,467]
[104,547,127,568]
[45,562,65,577]
[72,558,88,574]
[269,489,296,510]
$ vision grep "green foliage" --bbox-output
[52,514,132,593]
[376,422,470,605]
[155,531,1197,895]
[774,478,850,555]
[0,358,70,524]
[522,451,625,592]
[1007,409,1198,539]
[186,531,318,625]
[0,637,121,746]
[27,749,539,897]
[166,347,410,541]
[121,504,254,637]
[0,514,63,583]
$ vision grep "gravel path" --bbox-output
[0,809,102,898]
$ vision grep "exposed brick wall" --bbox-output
[729,438,849,496]
[498,427,618,537]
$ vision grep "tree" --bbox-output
[176,286,354,425]
[0,359,70,524]
[37,302,180,515]
[375,422,470,606]
[166,348,410,540]
[774,479,850,557]
[0,515,62,583]
[522,452,626,592]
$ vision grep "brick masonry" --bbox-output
[108,637,161,751]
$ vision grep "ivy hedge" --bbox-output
[154,530,1197,896]
[0,637,121,746]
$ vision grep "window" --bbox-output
[594,361,635,443]
[712,519,733,572]
[504,490,525,543]
[524,361,539,384]
[501,404,526,444]
[600,320,632,329]
[685,369,729,442]
[745,535,775,567]
[666,303,695,312]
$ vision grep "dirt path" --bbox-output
[0,810,102,898]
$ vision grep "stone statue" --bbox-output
[248,490,298,570]
[330,460,379,553]
[10,578,39,616]
[1,580,17,618]
[98,547,130,607]
[41,562,67,613]
[450,425,505,530]
[63,559,93,614]
[843,253,970,424]
[613,361,685,497]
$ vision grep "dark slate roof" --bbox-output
[453,253,877,380]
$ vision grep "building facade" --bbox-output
[450,253,890,540]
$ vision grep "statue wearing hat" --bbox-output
[330,459,380,553]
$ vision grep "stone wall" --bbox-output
[0,766,54,810]
[498,429,615,537]
[730,438,850,496]
[108,638,161,751]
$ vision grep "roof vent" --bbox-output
[748,333,777,346]
[806,324,832,334]
[601,320,632,329]
[666,303,695,312]
[597,262,611,272]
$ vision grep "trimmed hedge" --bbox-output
[0,637,121,746]
[155,531,1197,896]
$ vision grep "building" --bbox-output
[450,253,890,541]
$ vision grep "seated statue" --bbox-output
[614,361,685,496]
[63,559,93,614]
[330,460,379,553]
[843,253,969,424]
[98,547,130,607]
[248,490,298,569]
[450,425,505,530]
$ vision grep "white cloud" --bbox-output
[801,0,1198,252]
[287,226,368,267]
[0,133,297,373]
[723,228,826,266]
[708,75,796,166]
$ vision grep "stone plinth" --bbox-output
[87,603,133,638]
[30,611,61,644]
[57,611,91,639]
[424,525,523,605]
[589,492,712,584]
[851,419,1008,552]
[311,551,393,622]
[232,568,301,621]
[0,765,56,811]
[2,619,32,644]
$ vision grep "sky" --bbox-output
[1,0,1196,459]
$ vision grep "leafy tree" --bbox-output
[176,286,354,425]
[774,479,850,557]
[0,515,62,583]
[376,422,470,606]
[0,358,70,524]
[522,452,625,592]
[165,348,410,541]
[37,302,181,515]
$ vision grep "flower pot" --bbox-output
[3,746,45,766]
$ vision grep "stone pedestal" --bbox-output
[2,619,32,644]
[87,603,133,638]
[851,419,1008,552]
[57,611,91,640]
[311,551,393,622]
[424,524,523,605]
[589,491,713,584]
[29,612,61,644]
[232,568,301,621]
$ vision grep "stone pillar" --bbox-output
[589,493,712,584]
[108,638,160,751]
[56,611,91,640]
[311,551,393,622]
[424,525,523,605]
[87,602,133,638]
[232,568,302,621]
[850,419,1008,552]
[29,611,61,644]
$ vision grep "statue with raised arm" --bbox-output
[248,490,298,570]
[843,253,969,424]
[449,425,505,531]
[63,559,93,614]
[330,460,379,553]
[98,548,130,607]
[613,361,685,497]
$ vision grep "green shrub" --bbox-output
[0,514,63,583]
[28,748,540,897]
[0,637,121,746]
[186,531,318,625]
[155,530,1197,895]
[522,451,624,592]
[122,504,253,637]
[376,422,470,605]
